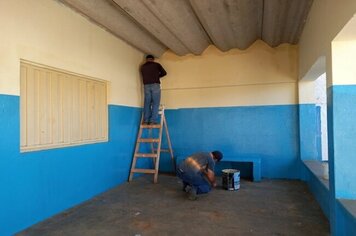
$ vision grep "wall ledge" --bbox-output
[303,160,329,190]
[339,199,356,219]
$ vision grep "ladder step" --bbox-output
[140,124,161,128]
[131,168,156,174]
[153,148,170,153]
[135,153,158,158]
[138,138,160,143]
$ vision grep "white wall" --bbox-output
[299,0,356,87]
[332,14,356,86]
[299,80,317,104]
[315,73,329,161]
[0,0,143,107]
[159,41,298,108]
[332,39,356,86]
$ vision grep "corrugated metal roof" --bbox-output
[59,0,313,57]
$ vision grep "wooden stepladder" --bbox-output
[129,106,174,183]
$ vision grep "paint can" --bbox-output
[222,169,240,190]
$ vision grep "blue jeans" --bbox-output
[143,83,161,123]
[176,166,211,194]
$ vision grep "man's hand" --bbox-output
[205,169,217,187]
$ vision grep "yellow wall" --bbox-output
[159,40,298,108]
[299,0,356,86]
[0,0,143,107]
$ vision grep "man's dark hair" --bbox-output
[146,54,154,60]
[212,150,223,162]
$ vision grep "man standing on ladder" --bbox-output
[140,54,167,125]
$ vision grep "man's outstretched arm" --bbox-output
[204,169,217,187]
[159,65,167,77]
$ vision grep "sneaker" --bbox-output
[149,121,159,125]
[142,121,149,125]
[188,187,197,200]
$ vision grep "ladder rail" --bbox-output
[129,105,174,183]
[153,108,165,183]
[148,128,156,167]
[129,116,144,181]
[163,115,175,171]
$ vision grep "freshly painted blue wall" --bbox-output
[0,94,141,236]
[301,163,330,219]
[160,105,300,179]
[299,104,322,161]
[327,85,356,235]
[328,85,356,199]
[335,200,356,236]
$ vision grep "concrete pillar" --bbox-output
[328,18,356,235]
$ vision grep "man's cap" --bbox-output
[212,150,223,162]
[146,54,154,59]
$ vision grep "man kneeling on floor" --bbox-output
[176,151,223,200]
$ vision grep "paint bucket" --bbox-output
[222,169,240,190]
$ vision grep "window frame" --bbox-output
[20,60,108,152]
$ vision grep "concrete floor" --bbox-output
[18,175,330,236]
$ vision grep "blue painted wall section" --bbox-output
[299,104,322,161]
[0,94,141,236]
[327,85,356,235]
[161,105,300,179]
[329,85,356,199]
[301,162,330,219]
[335,200,356,236]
